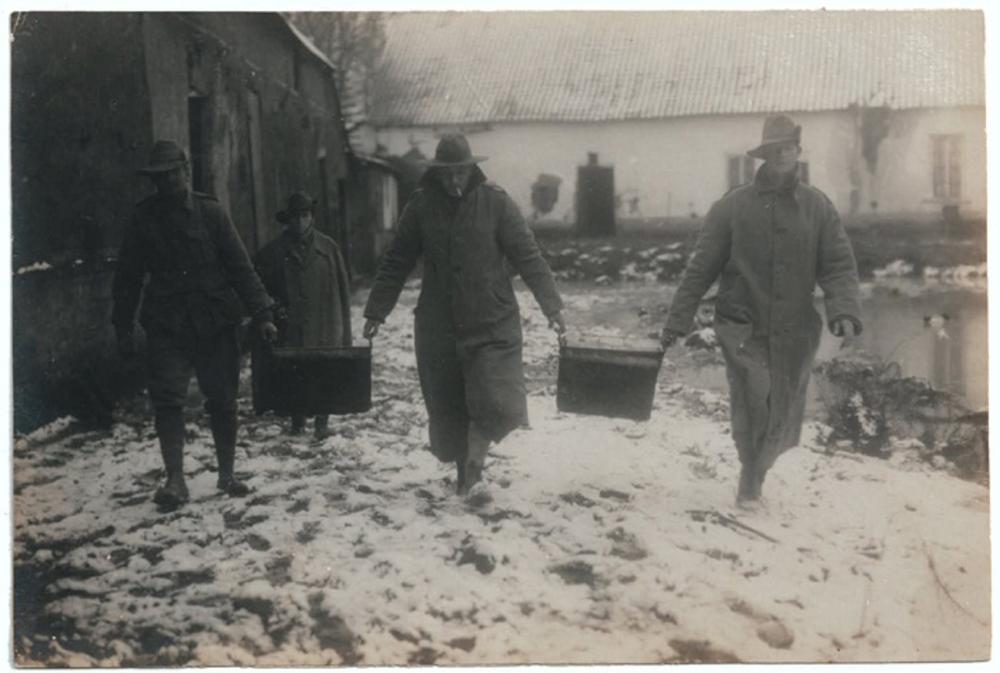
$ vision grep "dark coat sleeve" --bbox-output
[111,214,145,335]
[253,242,281,306]
[495,191,563,318]
[816,196,863,332]
[363,196,423,322]
[208,203,275,323]
[664,197,733,334]
[333,243,354,345]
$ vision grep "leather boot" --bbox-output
[153,407,189,507]
[314,415,332,440]
[454,460,467,494]
[459,423,490,496]
[736,460,763,507]
[211,411,250,497]
[289,415,306,435]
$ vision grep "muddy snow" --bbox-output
[11,285,991,666]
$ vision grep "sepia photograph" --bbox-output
[5,2,992,667]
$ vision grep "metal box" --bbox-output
[252,344,372,416]
[556,335,664,421]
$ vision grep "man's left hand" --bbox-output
[257,320,278,344]
[830,317,858,349]
[548,311,566,335]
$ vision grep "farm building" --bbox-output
[10,11,365,431]
[368,11,985,226]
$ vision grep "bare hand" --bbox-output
[660,327,684,350]
[548,311,566,335]
[831,317,858,350]
[257,321,278,344]
[363,319,382,340]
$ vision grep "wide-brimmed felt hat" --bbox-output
[426,134,488,167]
[747,115,802,159]
[137,140,189,175]
[276,192,317,223]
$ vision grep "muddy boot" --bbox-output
[314,415,332,440]
[289,415,306,436]
[153,407,189,508]
[736,461,760,507]
[454,460,467,495]
[211,412,250,497]
[755,467,767,500]
[459,424,490,496]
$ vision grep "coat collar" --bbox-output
[754,164,800,200]
[420,164,488,201]
[283,226,317,267]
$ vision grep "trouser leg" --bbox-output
[146,333,193,506]
[193,327,248,496]
[154,406,186,477]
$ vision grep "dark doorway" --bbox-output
[246,91,267,251]
[318,154,331,238]
[576,152,616,237]
[187,95,210,193]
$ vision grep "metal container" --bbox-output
[557,335,664,421]
[252,344,372,416]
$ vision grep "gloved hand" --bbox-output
[257,320,279,344]
[363,319,382,340]
[660,327,685,350]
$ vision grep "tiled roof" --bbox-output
[370,10,984,125]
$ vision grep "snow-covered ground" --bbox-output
[12,286,991,666]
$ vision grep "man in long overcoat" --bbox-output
[255,192,353,438]
[113,140,278,508]
[363,134,565,494]
[662,115,863,507]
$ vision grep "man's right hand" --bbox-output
[660,327,685,350]
[257,321,279,344]
[363,319,382,340]
[117,330,139,358]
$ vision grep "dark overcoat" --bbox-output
[364,168,563,462]
[255,227,352,348]
[666,168,862,471]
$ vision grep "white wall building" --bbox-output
[369,11,985,224]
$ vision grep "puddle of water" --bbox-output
[557,281,987,411]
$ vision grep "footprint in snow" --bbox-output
[607,527,648,561]
[724,594,795,649]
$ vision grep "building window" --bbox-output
[798,161,810,185]
[932,134,962,200]
[727,155,756,190]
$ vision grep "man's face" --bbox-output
[288,211,314,237]
[151,166,190,197]
[437,165,473,197]
[762,141,801,176]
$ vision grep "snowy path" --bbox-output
[12,287,990,665]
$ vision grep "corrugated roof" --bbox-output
[370,10,984,126]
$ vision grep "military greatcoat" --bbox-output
[666,168,862,472]
[364,168,563,462]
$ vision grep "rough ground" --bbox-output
[12,285,991,666]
